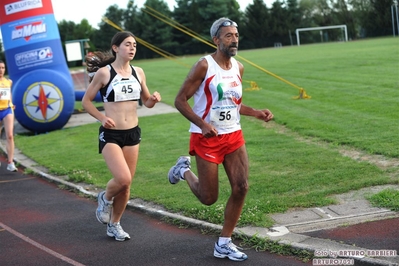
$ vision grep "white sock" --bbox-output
[103,193,113,204]
[218,237,231,246]
[179,167,190,179]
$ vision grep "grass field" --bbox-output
[14,37,399,228]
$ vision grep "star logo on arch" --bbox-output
[25,83,61,120]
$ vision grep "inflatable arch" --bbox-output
[0,0,76,133]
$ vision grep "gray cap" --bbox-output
[210,17,238,38]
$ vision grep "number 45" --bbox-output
[121,85,133,94]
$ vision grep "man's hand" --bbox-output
[201,122,218,138]
[255,109,274,122]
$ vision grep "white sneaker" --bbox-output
[96,191,112,224]
[168,156,191,184]
[214,240,248,261]
[7,162,17,172]
[107,222,130,241]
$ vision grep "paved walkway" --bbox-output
[1,101,398,266]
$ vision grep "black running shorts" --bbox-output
[98,125,141,153]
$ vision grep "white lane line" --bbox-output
[0,177,36,184]
[0,222,85,266]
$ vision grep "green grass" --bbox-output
[14,37,399,228]
[368,189,399,211]
[141,37,399,156]
[74,101,103,112]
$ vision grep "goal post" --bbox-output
[295,25,348,46]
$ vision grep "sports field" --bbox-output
[15,37,399,227]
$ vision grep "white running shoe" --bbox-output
[107,222,131,241]
[96,191,112,224]
[214,240,248,261]
[7,162,17,172]
[168,156,191,184]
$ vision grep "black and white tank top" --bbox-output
[100,64,141,103]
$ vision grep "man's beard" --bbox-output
[221,43,238,57]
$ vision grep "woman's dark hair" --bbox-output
[85,31,135,82]
[109,31,135,57]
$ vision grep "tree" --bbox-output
[173,0,242,54]
[269,0,291,45]
[92,5,125,52]
[136,0,177,59]
[298,0,337,43]
[332,0,357,39]
[55,0,396,58]
[286,0,303,44]
[74,19,95,40]
[348,0,393,37]
[58,20,78,43]
[123,0,140,35]
[173,0,204,55]
[349,0,372,37]
[241,0,270,49]
[224,0,243,27]
[366,0,395,36]
[58,20,79,66]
